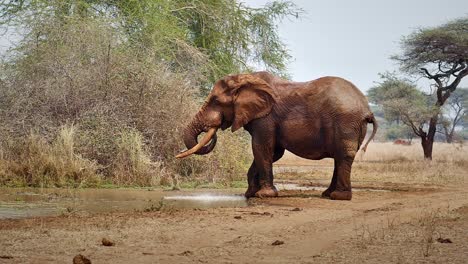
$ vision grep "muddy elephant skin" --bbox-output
[178,71,377,200]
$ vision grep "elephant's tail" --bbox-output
[361,113,378,152]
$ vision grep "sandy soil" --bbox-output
[2,149,468,263]
[1,182,467,263]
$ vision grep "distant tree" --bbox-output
[439,88,467,143]
[385,124,414,142]
[391,17,468,159]
[368,73,434,146]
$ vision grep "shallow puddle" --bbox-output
[0,188,247,219]
[0,183,391,219]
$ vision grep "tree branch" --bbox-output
[401,112,424,137]
[420,67,443,88]
[445,65,468,92]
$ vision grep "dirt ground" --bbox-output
[1,151,468,263]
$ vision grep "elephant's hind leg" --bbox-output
[322,163,338,198]
[329,139,358,201]
[329,156,354,200]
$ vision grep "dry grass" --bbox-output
[174,130,251,185]
[330,207,465,263]
[275,142,468,186]
[357,141,467,162]
[0,125,101,187]
[112,129,166,186]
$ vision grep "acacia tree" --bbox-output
[368,74,434,145]
[392,17,468,159]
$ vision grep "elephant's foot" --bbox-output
[254,186,278,198]
[330,191,352,201]
[244,185,261,198]
[321,188,334,198]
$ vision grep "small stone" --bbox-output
[234,216,242,219]
[250,211,272,216]
[271,240,284,246]
[436,237,453,243]
[291,207,302,211]
[101,238,115,247]
[179,250,193,256]
[73,254,91,264]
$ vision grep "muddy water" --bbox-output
[0,188,247,219]
[0,183,390,219]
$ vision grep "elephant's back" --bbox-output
[274,76,371,159]
[303,76,370,116]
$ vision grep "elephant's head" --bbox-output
[176,73,277,158]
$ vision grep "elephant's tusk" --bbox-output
[176,127,218,159]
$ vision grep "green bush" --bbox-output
[385,125,414,141]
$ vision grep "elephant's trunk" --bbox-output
[177,114,217,158]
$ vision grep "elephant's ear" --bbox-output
[225,74,277,132]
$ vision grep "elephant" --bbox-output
[176,71,377,200]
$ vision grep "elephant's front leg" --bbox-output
[251,141,278,198]
[244,162,260,198]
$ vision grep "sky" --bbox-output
[244,0,468,92]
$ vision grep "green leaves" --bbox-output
[368,74,435,132]
[0,0,300,94]
[385,16,468,146]
[393,17,468,74]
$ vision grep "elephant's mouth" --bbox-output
[176,127,218,158]
[220,119,231,130]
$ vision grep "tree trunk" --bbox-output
[421,115,438,160]
[442,124,453,143]
[446,133,453,144]
[421,137,433,160]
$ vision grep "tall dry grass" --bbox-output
[275,141,468,186]
[0,125,100,187]
[357,141,466,162]
[354,141,468,185]
[112,129,163,186]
